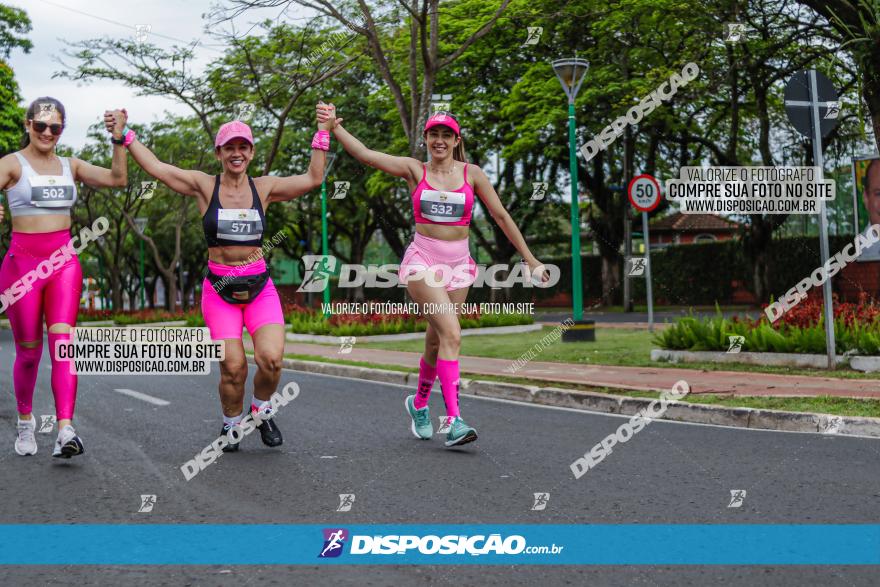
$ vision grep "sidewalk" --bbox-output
[245,340,880,401]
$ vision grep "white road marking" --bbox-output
[320,456,337,459]
[113,388,170,406]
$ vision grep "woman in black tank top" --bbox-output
[105,104,331,453]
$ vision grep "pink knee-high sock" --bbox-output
[413,356,437,410]
[13,343,42,415]
[435,358,460,418]
[48,332,77,420]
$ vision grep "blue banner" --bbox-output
[0,524,877,565]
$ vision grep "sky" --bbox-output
[5,0,308,149]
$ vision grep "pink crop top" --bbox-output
[412,163,474,226]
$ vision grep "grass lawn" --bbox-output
[281,352,880,418]
[351,326,880,380]
[358,326,653,365]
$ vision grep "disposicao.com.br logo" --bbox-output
[317,529,563,558]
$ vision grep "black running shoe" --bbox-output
[52,425,84,459]
[220,425,240,453]
[257,418,283,447]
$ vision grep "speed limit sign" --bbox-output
[627,174,662,212]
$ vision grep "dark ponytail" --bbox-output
[21,96,66,149]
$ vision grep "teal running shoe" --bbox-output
[405,395,432,440]
[444,416,478,447]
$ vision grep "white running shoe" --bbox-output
[14,418,37,456]
[52,424,84,459]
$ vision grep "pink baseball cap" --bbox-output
[215,120,254,148]
[424,112,460,136]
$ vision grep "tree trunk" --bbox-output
[109,271,123,312]
[601,255,619,306]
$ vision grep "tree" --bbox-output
[0,3,32,59]
[0,61,22,156]
[796,0,880,153]
[59,28,339,308]
[0,3,31,157]
[218,0,511,158]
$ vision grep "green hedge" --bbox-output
[629,235,858,306]
[631,240,747,305]
[762,235,856,299]
[654,312,880,355]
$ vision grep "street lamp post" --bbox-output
[552,57,594,342]
[134,217,148,310]
[321,152,338,316]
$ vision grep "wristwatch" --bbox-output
[111,126,136,146]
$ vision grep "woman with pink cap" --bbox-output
[317,105,549,447]
[105,106,330,451]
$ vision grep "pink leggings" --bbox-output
[0,230,81,419]
[201,258,284,339]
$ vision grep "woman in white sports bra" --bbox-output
[0,96,128,458]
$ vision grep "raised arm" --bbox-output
[318,103,420,182]
[70,109,128,189]
[266,103,328,203]
[471,165,549,283]
[104,109,207,198]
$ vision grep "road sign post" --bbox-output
[784,70,840,369]
[627,174,662,332]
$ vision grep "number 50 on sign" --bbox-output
[627,174,662,212]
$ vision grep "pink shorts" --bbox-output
[201,258,284,340]
[399,232,477,291]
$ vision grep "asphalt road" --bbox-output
[0,329,877,585]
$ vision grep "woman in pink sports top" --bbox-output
[318,105,548,448]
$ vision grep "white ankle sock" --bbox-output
[223,411,244,428]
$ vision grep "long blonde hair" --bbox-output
[426,112,467,163]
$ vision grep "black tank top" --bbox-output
[202,175,265,248]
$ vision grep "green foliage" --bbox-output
[654,311,880,355]
[0,3,31,59]
[35,0,868,309]
[112,309,192,325]
[631,240,749,305]
[0,3,29,156]
[627,235,859,306]
[0,60,22,156]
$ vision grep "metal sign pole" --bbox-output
[642,211,654,332]
[808,69,836,369]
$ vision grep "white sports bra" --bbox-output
[5,152,78,217]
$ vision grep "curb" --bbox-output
[651,348,850,368]
[286,323,541,344]
[276,357,880,439]
[850,356,880,373]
